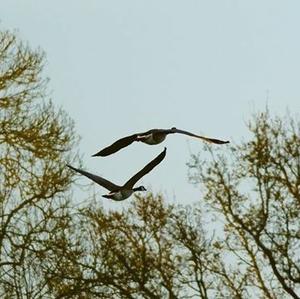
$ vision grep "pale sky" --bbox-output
[1,1,300,208]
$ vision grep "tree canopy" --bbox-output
[188,110,300,298]
[0,28,78,298]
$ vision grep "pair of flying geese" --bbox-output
[67,127,229,201]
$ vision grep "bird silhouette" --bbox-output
[67,147,167,200]
[92,127,229,157]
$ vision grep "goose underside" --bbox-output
[102,190,134,201]
[139,132,166,145]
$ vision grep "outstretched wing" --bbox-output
[92,134,138,157]
[92,129,155,157]
[124,147,167,189]
[173,129,229,144]
[67,164,120,191]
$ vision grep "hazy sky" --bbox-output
[2,1,300,207]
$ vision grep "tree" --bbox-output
[188,110,300,298]
[51,110,300,299]
[43,193,221,299]
[0,28,78,298]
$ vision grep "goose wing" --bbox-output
[173,129,229,144]
[67,164,120,191]
[124,147,167,189]
[92,129,155,157]
[92,134,138,157]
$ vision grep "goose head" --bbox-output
[133,186,147,192]
[170,127,177,132]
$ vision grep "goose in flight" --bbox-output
[92,127,229,157]
[67,147,166,201]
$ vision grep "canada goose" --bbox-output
[92,127,229,157]
[67,147,166,201]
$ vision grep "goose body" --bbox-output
[92,127,229,157]
[103,190,133,201]
[67,148,166,201]
[102,188,141,201]
[137,131,167,145]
